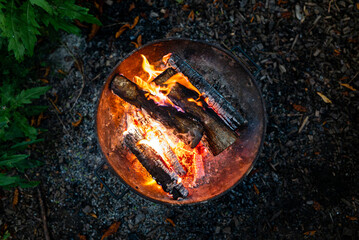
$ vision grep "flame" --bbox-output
[123,54,210,189]
[141,54,163,82]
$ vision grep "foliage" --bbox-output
[0,53,50,188]
[0,0,101,61]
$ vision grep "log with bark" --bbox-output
[153,68,238,156]
[166,53,247,131]
[110,75,204,148]
[124,126,188,199]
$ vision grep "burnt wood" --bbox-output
[153,77,238,156]
[110,75,204,148]
[124,127,188,199]
[167,53,247,131]
[133,110,186,176]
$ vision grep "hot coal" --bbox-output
[132,110,186,176]
[124,125,188,199]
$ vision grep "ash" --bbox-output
[1,0,358,239]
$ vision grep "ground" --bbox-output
[1,0,359,239]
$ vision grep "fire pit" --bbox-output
[96,39,266,205]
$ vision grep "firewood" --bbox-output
[110,75,204,148]
[153,76,238,156]
[133,110,186,176]
[166,53,247,131]
[124,126,188,199]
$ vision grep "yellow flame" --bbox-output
[141,54,163,82]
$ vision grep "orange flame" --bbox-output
[124,54,209,188]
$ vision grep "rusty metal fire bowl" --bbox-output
[96,39,266,205]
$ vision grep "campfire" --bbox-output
[96,39,265,205]
[109,53,247,200]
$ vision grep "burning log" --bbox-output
[153,69,238,156]
[166,53,247,131]
[110,75,204,148]
[124,126,188,199]
[133,110,186,176]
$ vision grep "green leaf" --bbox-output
[0,115,9,129]
[15,86,50,106]
[0,173,22,186]
[13,112,37,140]
[16,158,43,172]
[0,173,39,188]
[18,180,39,188]
[22,105,48,117]
[1,230,11,240]
[10,138,44,150]
[0,154,29,168]
[29,0,53,14]
[19,2,40,56]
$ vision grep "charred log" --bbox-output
[166,53,247,131]
[124,127,188,199]
[110,75,204,148]
[154,76,238,156]
[124,128,188,199]
[133,110,186,176]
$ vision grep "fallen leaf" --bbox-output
[281,12,291,18]
[250,16,254,23]
[57,69,67,75]
[188,10,195,21]
[72,113,83,127]
[253,184,259,195]
[277,0,288,4]
[40,78,49,84]
[74,20,89,28]
[339,83,357,91]
[346,216,358,221]
[89,212,98,219]
[13,188,19,208]
[52,93,58,104]
[357,3,359,10]
[317,92,332,104]
[88,24,101,41]
[130,42,139,48]
[43,66,50,78]
[31,116,36,126]
[293,104,307,112]
[313,201,321,211]
[101,221,121,240]
[94,1,104,15]
[304,230,316,236]
[130,16,140,29]
[78,234,87,240]
[37,112,44,127]
[100,179,104,190]
[334,49,341,56]
[137,35,142,47]
[129,2,135,11]
[165,218,176,227]
[182,4,190,11]
[115,24,130,38]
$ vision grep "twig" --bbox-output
[37,187,51,240]
[61,42,86,113]
[349,71,358,84]
[298,116,309,133]
[47,99,74,144]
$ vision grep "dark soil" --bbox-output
[1,0,359,239]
